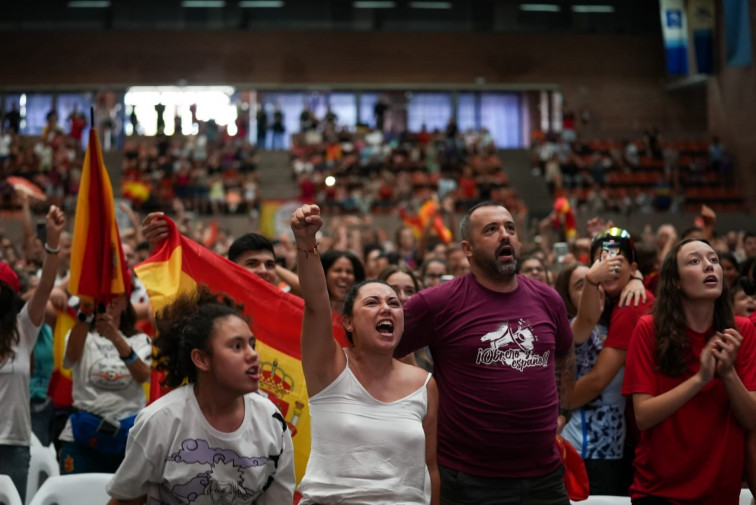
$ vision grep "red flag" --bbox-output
[134,217,347,483]
[69,129,131,304]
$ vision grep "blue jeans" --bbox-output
[0,444,31,503]
[439,464,569,505]
[59,441,124,475]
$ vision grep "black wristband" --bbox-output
[120,349,138,365]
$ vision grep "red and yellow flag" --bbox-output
[69,128,131,304]
[134,217,347,484]
[399,199,453,244]
[552,196,577,241]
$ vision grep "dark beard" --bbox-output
[476,252,518,281]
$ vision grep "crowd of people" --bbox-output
[290,122,518,217]
[2,175,756,503]
[532,129,742,216]
[3,98,756,504]
[0,109,89,213]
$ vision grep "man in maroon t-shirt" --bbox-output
[396,201,575,504]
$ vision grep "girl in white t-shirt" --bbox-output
[106,287,295,505]
[0,205,65,503]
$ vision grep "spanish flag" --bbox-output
[552,196,577,241]
[134,217,347,484]
[69,128,131,304]
[399,199,453,244]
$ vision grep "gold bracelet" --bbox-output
[298,242,319,259]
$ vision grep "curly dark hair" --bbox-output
[653,238,734,377]
[0,282,24,363]
[153,285,247,388]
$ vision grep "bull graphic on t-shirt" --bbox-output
[477,319,549,371]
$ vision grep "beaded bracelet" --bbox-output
[298,242,319,259]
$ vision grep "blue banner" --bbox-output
[660,0,690,74]
[687,0,715,74]
[723,0,753,67]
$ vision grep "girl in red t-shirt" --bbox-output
[623,238,756,505]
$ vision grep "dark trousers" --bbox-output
[584,458,629,496]
[59,441,124,475]
[0,444,30,503]
[440,464,570,505]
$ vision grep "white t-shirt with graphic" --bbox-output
[106,385,295,505]
[0,305,41,445]
[59,329,152,442]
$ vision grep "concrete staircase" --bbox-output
[499,149,552,219]
[103,150,123,185]
[257,149,298,200]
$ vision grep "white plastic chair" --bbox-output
[740,487,754,505]
[0,474,23,505]
[572,496,631,504]
[28,474,113,505]
[24,443,59,505]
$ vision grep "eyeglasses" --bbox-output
[425,273,445,279]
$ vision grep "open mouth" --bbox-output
[497,243,513,260]
[704,275,719,285]
[246,366,259,380]
[376,320,394,336]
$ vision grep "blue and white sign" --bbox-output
[660,0,690,74]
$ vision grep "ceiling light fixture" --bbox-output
[572,5,615,13]
[519,4,561,12]
[409,1,452,8]
[240,0,284,7]
[181,0,226,7]
[354,1,396,8]
[68,1,111,7]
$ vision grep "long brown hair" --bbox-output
[653,238,734,376]
[554,262,584,319]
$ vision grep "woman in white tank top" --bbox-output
[291,204,440,505]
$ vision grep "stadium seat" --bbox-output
[0,475,23,505]
[740,487,754,505]
[28,474,113,505]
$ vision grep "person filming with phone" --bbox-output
[562,227,654,493]
[59,292,152,475]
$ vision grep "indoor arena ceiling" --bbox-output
[1,0,660,34]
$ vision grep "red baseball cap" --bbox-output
[0,261,20,294]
